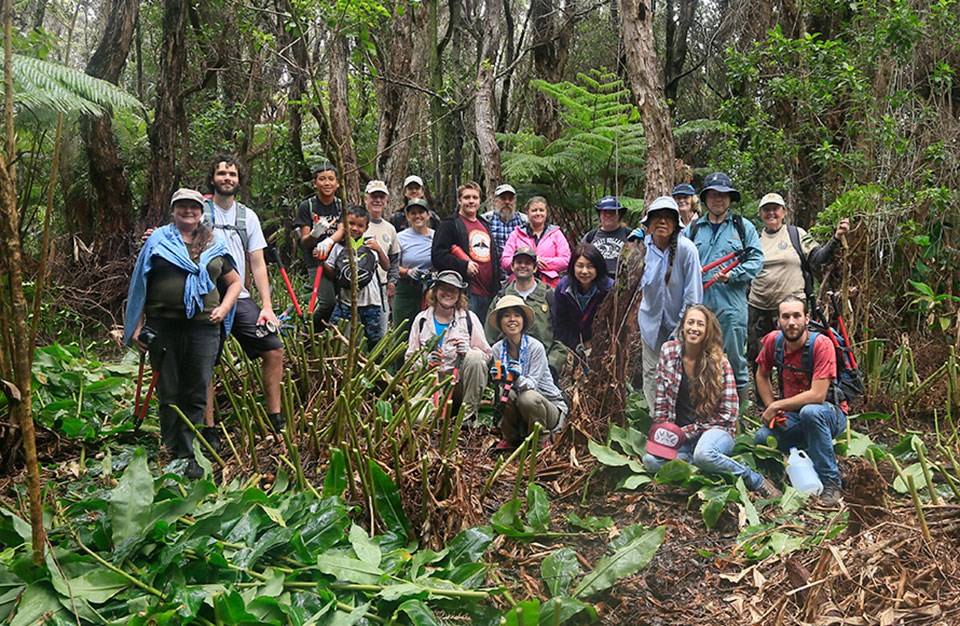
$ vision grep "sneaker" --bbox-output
[202,426,221,454]
[818,483,843,507]
[756,477,782,499]
[184,459,204,480]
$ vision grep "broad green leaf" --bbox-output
[504,599,541,625]
[851,411,892,421]
[298,498,351,555]
[368,460,411,537]
[655,459,693,484]
[618,473,652,490]
[608,424,646,457]
[329,600,371,626]
[378,582,429,602]
[323,448,347,497]
[314,554,385,585]
[573,526,664,598]
[444,526,494,567]
[50,568,129,604]
[735,480,760,526]
[588,439,645,473]
[893,462,927,493]
[349,524,381,567]
[525,484,550,533]
[214,590,251,622]
[259,504,287,528]
[491,499,529,537]
[778,486,809,513]
[10,583,67,626]
[539,596,598,625]
[701,493,727,528]
[394,599,440,625]
[0,508,31,543]
[565,512,613,532]
[110,447,154,546]
[834,429,874,457]
[541,547,579,597]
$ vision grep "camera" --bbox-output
[137,325,157,347]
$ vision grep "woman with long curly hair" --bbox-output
[643,305,781,498]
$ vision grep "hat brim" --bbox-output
[646,438,680,460]
[487,303,535,331]
[699,187,741,203]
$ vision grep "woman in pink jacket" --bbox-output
[501,196,571,288]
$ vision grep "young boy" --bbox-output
[326,205,390,345]
[294,164,343,322]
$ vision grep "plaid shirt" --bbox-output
[484,210,527,256]
[653,340,738,439]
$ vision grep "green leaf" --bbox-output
[259,504,286,528]
[608,424,646,457]
[618,473,653,490]
[735,480,760,526]
[378,582,429,602]
[110,447,154,546]
[323,448,347,497]
[443,526,494,567]
[491,499,529,537]
[701,494,727,529]
[525,484,550,533]
[565,512,613,532]
[504,599,541,625]
[654,459,693,484]
[349,524,381,568]
[50,569,130,604]
[368,460,411,537]
[394,599,440,625]
[851,411,892,421]
[778,486,809,513]
[893,462,927,493]
[539,596,598,625]
[541,547,579,597]
[10,583,66,626]
[329,600,371,626]
[573,526,664,598]
[587,439,644,473]
[314,554,385,585]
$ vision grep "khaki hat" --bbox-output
[170,188,205,208]
[495,184,516,197]
[759,192,786,208]
[434,270,468,290]
[403,175,424,188]
[487,294,535,331]
[365,180,389,195]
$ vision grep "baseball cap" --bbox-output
[404,198,430,212]
[646,423,685,460]
[170,188,206,208]
[640,196,681,225]
[365,180,389,195]
[513,246,538,262]
[403,175,424,188]
[495,184,517,197]
[759,192,786,208]
[434,270,468,290]
[595,195,624,212]
[672,183,696,197]
[699,172,741,203]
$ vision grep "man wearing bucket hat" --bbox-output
[580,195,632,278]
[488,295,567,450]
[405,270,492,422]
[683,172,764,405]
[484,247,569,376]
[672,183,700,227]
[636,196,703,410]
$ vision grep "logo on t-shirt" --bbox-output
[469,230,492,263]
[593,235,624,262]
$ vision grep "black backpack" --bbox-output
[773,320,864,408]
[334,244,377,291]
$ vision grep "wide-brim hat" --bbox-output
[170,188,205,208]
[646,423,686,460]
[487,294,535,331]
[699,172,741,203]
[640,196,681,226]
[434,270,468,291]
[595,195,625,212]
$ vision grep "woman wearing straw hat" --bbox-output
[488,295,567,451]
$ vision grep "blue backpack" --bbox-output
[773,320,863,408]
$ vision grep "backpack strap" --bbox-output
[689,214,747,252]
[787,224,814,303]
[774,330,818,393]
[204,199,249,251]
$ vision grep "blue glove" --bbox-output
[628,226,645,241]
[506,359,522,380]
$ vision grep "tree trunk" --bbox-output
[142,0,190,228]
[475,0,504,200]
[79,0,138,258]
[663,0,698,111]
[329,31,361,203]
[530,0,575,140]
[620,0,675,200]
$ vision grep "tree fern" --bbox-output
[3,52,142,116]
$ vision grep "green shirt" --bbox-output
[146,255,234,321]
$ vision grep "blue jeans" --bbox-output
[753,403,847,486]
[330,303,382,346]
[643,428,765,490]
[469,294,492,322]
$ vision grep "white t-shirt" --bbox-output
[209,201,267,300]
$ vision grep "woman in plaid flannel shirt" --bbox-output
[643,305,780,498]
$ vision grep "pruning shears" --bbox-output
[702,249,748,290]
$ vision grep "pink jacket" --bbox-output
[501,224,571,288]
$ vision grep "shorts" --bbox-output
[224,298,284,358]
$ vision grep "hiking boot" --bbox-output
[202,426,221,454]
[184,459,204,480]
[818,482,843,507]
[268,412,285,433]
[756,477,782,500]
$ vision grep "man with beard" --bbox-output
[752,296,848,506]
[203,155,285,436]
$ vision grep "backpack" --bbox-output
[334,244,377,291]
[418,311,474,337]
[773,321,864,408]
[204,199,248,250]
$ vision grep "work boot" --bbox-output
[202,426,221,454]
[756,477,782,500]
[184,458,204,480]
[818,482,843,507]
[268,412,285,433]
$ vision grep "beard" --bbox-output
[214,181,238,197]
[781,325,805,342]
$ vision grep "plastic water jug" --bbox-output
[786,447,823,495]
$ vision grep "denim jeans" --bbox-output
[330,303,382,346]
[643,428,765,490]
[469,294,492,323]
[753,402,847,486]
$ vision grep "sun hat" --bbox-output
[495,184,517,197]
[364,180,389,195]
[699,172,741,203]
[595,195,624,212]
[646,423,686,460]
[672,183,696,197]
[434,270,468,291]
[170,188,205,208]
[403,175,424,188]
[640,196,681,226]
[759,192,786,209]
[487,294,535,331]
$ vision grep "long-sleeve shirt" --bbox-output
[500,224,571,287]
[749,225,844,310]
[637,234,703,350]
[653,340,738,440]
[491,335,567,414]
[405,307,492,375]
[552,275,613,349]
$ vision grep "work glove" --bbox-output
[489,360,504,381]
[310,215,333,239]
[628,226,645,241]
[314,237,335,260]
[768,412,788,429]
[407,267,424,282]
[506,359,522,380]
[513,375,535,393]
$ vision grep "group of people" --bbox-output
[125,157,853,507]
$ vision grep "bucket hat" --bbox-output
[487,294,535,331]
[699,172,741,203]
